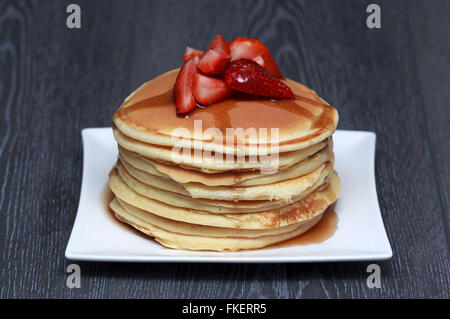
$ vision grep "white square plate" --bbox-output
[65,128,392,263]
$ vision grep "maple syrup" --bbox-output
[266,203,338,249]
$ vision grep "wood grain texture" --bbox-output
[408,0,449,256]
[0,0,448,298]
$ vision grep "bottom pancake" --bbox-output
[110,198,327,251]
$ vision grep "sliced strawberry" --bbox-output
[224,59,294,99]
[229,37,282,77]
[193,73,234,106]
[206,34,230,55]
[198,50,230,75]
[197,34,231,75]
[182,46,203,62]
[174,57,199,114]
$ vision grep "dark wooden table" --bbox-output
[0,0,448,299]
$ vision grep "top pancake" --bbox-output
[113,69,338,156]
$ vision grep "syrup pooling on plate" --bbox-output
[266,204,338,249]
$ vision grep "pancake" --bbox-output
[119,141,334,186]
[118,157,333,201]
[114,127,330,172]
[114,198,302,238]
[113,69,339,156]
[115,162,332,213]
[109,168,340,229]
[110,198,326,251]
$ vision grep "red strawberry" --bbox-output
[198,34,231,75]
[174,57,199,114]
[182,46,203,62]
[206,34,231,55]
[224,59,294,99]
[229,37,282,77]
[198,50,230,75]
[193,73,234,106]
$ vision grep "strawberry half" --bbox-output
[197,34,231,75]
[206,33,230,55]
[224,59,294,100]
[182,46,203,62]
[193,73,234,106]
[229,37,282,77]
[174,56,199,114]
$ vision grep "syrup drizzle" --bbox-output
[266,204,338,249]
[114,71,336,146]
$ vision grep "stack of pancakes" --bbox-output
[108,69,340,251]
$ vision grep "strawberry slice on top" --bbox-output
[174,35,293,114]
[197,34,231,75]
[174,56,199,115]
[182,46,203,62]
[229,37,282,77]
[206,33,230,55]
[193,73,234,106]
[224,59,294,100]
